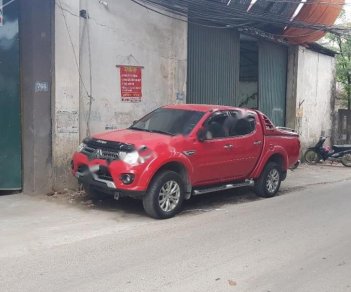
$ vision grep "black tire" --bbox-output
[341,154,351,167]
[254,162,282,198]
[143,171,185,219]
[304,149,320,164]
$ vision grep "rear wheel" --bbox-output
[143,171,185,219]
[255,162,282,198]
[341,153,351,167]
[304,149,320,164]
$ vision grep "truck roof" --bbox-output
[163,104,248,113]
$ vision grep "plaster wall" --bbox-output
[20,0,53,193]
[53,0,81,189]
[53,0,187,189]
[295,47,336,151]
[79,0,187,137]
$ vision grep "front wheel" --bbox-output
[304,149,320,164]
[255,162,282,198]
[341,153,351,167]
[143,171,185,219]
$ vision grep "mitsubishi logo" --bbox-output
[95,149,103,159]
[88,149,103,160]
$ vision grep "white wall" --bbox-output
[79,0,187,137]
[295,47,336,150]
[53,0,81,189]
[238,81,258,108]
[53,0,187,189]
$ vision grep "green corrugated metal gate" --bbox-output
[0,0,22,190]
[187,24,288,126]
[258,41,288,126]
[187,24,240,106]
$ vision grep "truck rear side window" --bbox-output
[230,116,256,136]
[205,111,256,139]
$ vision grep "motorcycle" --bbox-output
[304,136,351,167]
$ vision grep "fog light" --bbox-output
[120,173,135,185]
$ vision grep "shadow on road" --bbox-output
[54,186,263,218]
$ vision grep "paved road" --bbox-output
[1,170,351,291]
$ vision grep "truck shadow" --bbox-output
[181,187,261,215]
[75,187,263,218]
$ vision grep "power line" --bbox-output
[130,0,350,37]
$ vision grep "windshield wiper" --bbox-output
[148,129,175,136]
[130,126,175,136]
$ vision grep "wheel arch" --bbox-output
[251,149,288,180]
[149,161,192,198]
[267,153,287,180]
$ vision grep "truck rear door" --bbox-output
[223,111,263,179]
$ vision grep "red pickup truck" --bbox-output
[72,104,300,219]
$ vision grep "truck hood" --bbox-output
[93,129,174,149]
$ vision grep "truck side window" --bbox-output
[226,111,256,137]
[205,113,227,140]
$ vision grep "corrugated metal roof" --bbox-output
[283,0,345,44]
[250,0,300,18]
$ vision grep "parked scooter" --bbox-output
[304,136,351,167]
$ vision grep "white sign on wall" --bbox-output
[0,0,3,26]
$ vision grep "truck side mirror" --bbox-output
[197,128,206,142]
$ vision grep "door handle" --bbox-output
[253,141,262,145]
[224,144,233,149]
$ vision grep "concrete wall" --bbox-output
[53,0,187,189]
[293,47,336,151]
[53,0,81,189]
[20,0,53,194]
[78,0,187,136]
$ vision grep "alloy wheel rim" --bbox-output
[266,169,280,193]
[158,180,180,212]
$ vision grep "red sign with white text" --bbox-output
[120,66,142,102]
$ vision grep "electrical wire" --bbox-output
[56,0,91,98]
[130,0,351,37]
[0,0,16,10]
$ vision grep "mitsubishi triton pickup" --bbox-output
[72,104,300,219]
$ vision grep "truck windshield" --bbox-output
[130,108,204,136]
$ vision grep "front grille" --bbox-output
[80,138,134,161]
[81,146,119,160]
[85,139,134,152]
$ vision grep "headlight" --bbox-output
[119,151,140,165]
[77,143,86,152]
[119,148,153,165]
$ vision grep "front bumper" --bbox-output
[72,151,148,198]
[76,170,145,199]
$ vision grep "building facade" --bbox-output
[0,0,336,193]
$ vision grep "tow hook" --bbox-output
[114,192,120,201]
